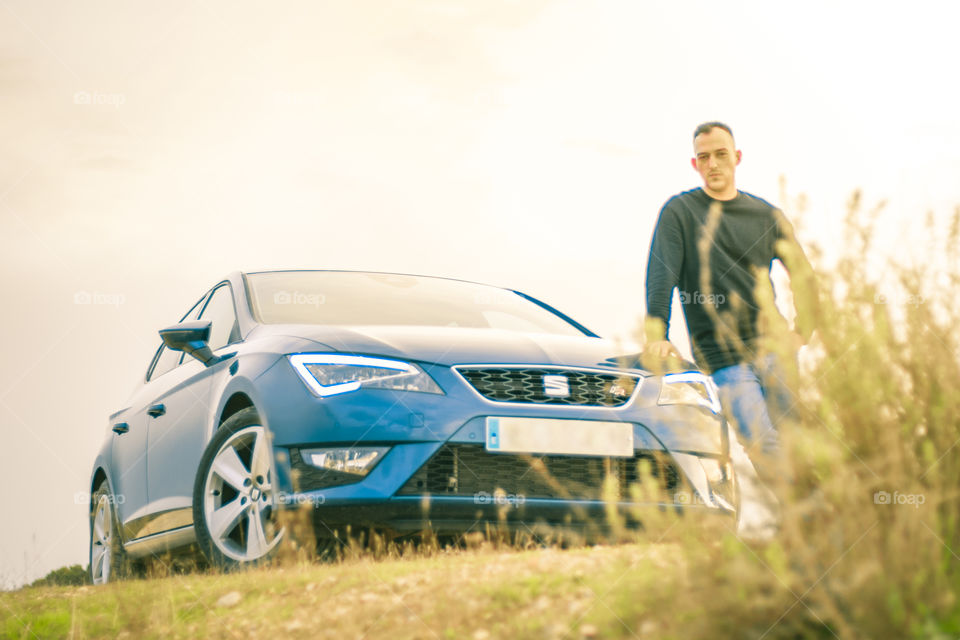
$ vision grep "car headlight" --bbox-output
[289,353,444,397]
[657,372,722,413]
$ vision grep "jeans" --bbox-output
[711,354,795,458]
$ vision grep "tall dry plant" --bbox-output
[671,192,960,639]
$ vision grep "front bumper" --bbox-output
[256,355,736,535]
[280,495,733,540]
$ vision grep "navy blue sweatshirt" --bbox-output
[645,188,789,373]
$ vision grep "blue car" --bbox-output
[88,270,748,584]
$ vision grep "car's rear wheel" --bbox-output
[193,408,284,569]
[89,480,127,584]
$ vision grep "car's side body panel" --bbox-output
[106,404,149,530]
[143,357,215,517]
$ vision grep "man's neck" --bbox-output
[703,186,738,201]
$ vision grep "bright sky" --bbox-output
[1,0,958,588]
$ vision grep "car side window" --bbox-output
[199,284,240,352]
[145,293,209,382]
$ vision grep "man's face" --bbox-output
[691,128,741,199]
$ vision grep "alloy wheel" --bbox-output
[201,425,283,562]
[90,492,114,584]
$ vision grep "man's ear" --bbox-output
[735,150,742,165]
[690,157,698,171]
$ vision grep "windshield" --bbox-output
[245,271,589,337]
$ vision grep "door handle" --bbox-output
[112,422,130,434]
[147,404,166,418]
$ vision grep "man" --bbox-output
[644,122,816,458]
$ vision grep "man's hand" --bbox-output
[643,318,684,372]
[645,340,681,359]
[642,339,684,374]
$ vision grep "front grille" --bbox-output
[397,444,681,501]
[455,367,639,407]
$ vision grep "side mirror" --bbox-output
[159,320,220,366]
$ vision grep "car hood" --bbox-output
[250,324,646,371]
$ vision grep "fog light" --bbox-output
[301,447,389,476]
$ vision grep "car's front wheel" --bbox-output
[193,408,284,569]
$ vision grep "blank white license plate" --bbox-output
[484,417,633,457]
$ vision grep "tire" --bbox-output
[193,407,284,569]
[89,479,128,584]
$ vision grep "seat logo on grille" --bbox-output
[543,374,570,397]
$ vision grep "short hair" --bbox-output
[693,121,734,143]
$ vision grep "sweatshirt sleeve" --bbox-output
[645,201,684,334]
[772,208,792,261]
